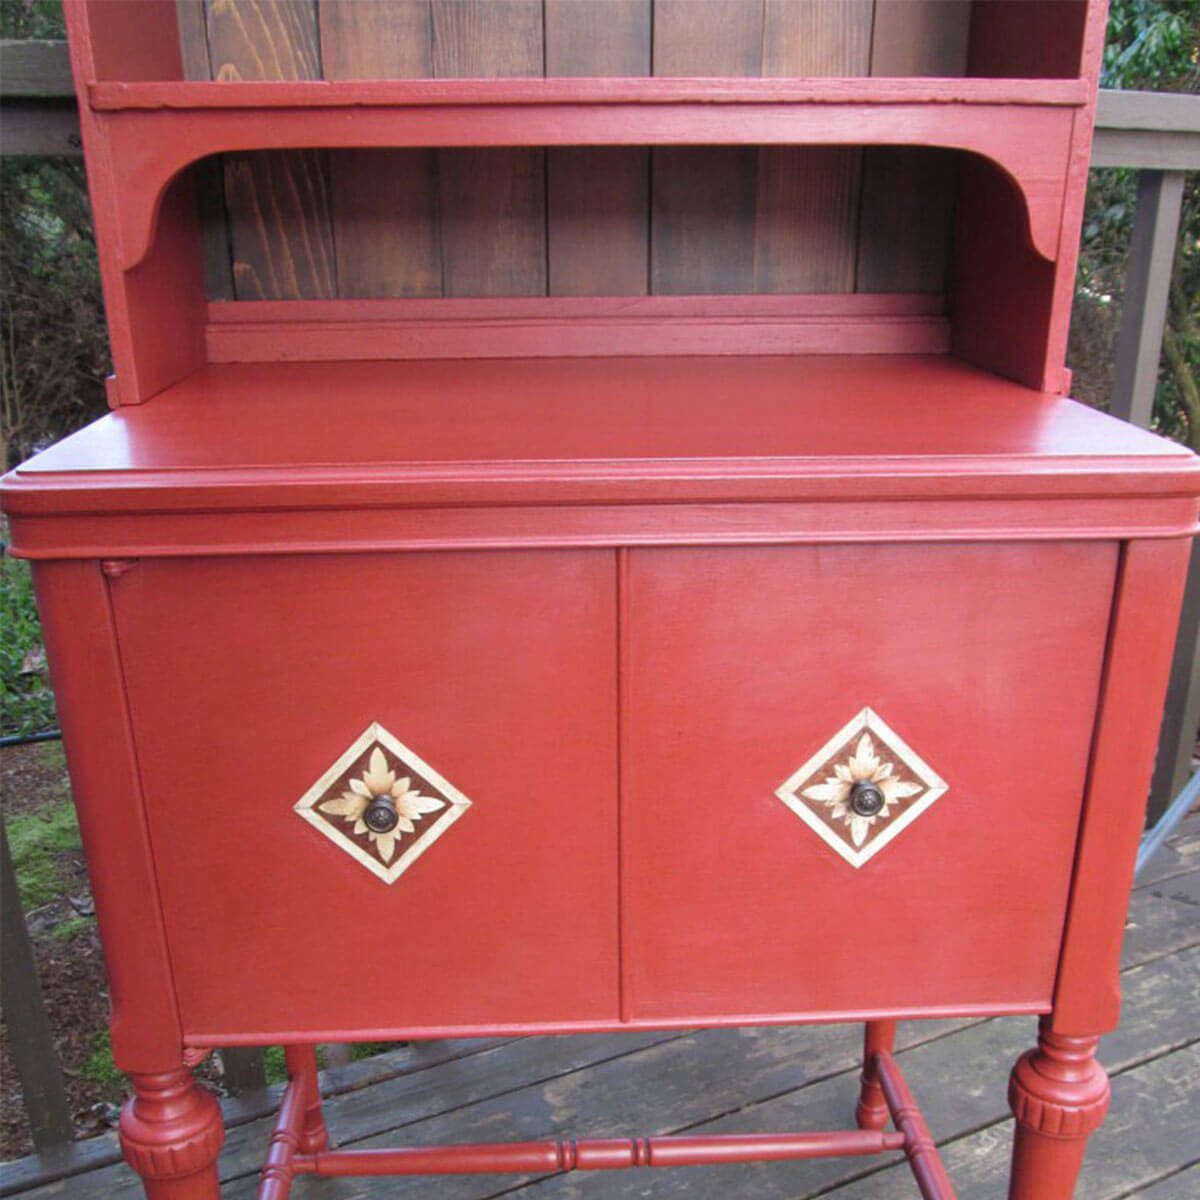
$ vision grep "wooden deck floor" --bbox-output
[5,811,1198,1200]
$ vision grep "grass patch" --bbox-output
[82,1030,128,1100]
[0,542,58,739]
[6,796,81,908]
[50,914,91,942]
[350,1042,394,1062]
[263,1046,287,1085]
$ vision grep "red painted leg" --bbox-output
[1007,1020,1110,1200]
[856,1020,897,1130]
[119,1067,224,1199]
[284,1044,329,1153]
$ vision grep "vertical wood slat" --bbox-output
[319,1,441,298]
[756,0,872,293]
[1,822,76,1152]
[545,0,650,296]
[651,0,762,294]
[432,0,545,297]
[1112,168,1196,823]
[176,0,234,300]
[1111,170,1188,427]
[204,0,335,300]
[858,0,970,292]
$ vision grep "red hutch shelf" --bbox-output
[3,3,1196,1199]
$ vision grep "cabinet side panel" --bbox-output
[30,560,183,1071]
[1052,537,1194,1035]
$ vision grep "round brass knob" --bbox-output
[364,794,399,834]
[849,781,885,817]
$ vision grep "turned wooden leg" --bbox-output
[284,1043,329,1153]
[1007,1020,1110,1200]
[855,1019,897,1130]
[119,1067,224,1199]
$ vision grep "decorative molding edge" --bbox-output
[1008,1029,1110,1139]
[119,1069,224,1180]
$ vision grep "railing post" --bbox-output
[0,821,75,1151]
[221,1047,268,1095]
[1110,169,1186,427]
[1148,544,1200,821]
[1108,166,1196,823]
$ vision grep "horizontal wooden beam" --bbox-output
[1,36,1196,172]
[0,101,81,156]
[0,39,73,98]
[1093,90,1200,169]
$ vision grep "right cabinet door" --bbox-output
[621,542,1118,1023]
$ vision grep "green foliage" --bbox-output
[1,537,57,736]
[1104,0,1200,92]
[1072,0,1199,445]
[50,914,91,941]
[82,1029,128,1099]
[263,1046,288,1085]
[1,158,109,469]
[6,793,80,908]
[350,1042,394,1062]
[0,0,65,39]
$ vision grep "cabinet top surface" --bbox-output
[4,355,1197,518]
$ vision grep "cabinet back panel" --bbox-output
[180,0,968,300]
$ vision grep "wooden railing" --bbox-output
[1,38,1198,1166]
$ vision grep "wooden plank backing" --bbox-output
[433,0,545,297]
[175,0,971,302]
[858,0,970,292]
[319,1,441,298]
[545,0,650,295]
[202,0,336,299]
[651,0,761,294]
[756,0,873,293]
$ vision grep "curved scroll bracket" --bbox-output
[96,95,1075,273]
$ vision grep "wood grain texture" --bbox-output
[652,0,761,294]
[175,0,234,300]
[756,0,873,292]
[432,1,545,296]
[319,1,441,298]
[546,0,650,295]
[858,0,970,293]
[205,0,335,299]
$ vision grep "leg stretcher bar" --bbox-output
[256,1048,956,1199]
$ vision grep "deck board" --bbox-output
[6,863,1197,1199]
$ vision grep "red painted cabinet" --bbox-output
[6,2,1200,1197]
[621,542,1116,1021]
[106,549,621,1036]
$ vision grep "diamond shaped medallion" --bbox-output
[775,708,947,868]
[294,723,471,884]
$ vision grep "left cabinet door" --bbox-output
[108,550,619,1039]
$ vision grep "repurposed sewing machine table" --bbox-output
[4,2,1198,1198]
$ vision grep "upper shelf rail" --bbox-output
[90,77,1084,271]
[88,76,1091,111]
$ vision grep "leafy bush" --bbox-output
[1069,0,1199,445]
[0,539,57,736]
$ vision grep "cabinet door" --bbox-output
[110,550,618,1038]
[622,542,1117,1022]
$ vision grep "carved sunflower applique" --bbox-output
[776,708,948,868]
[799,732,922,848]
[318,746,446,864]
